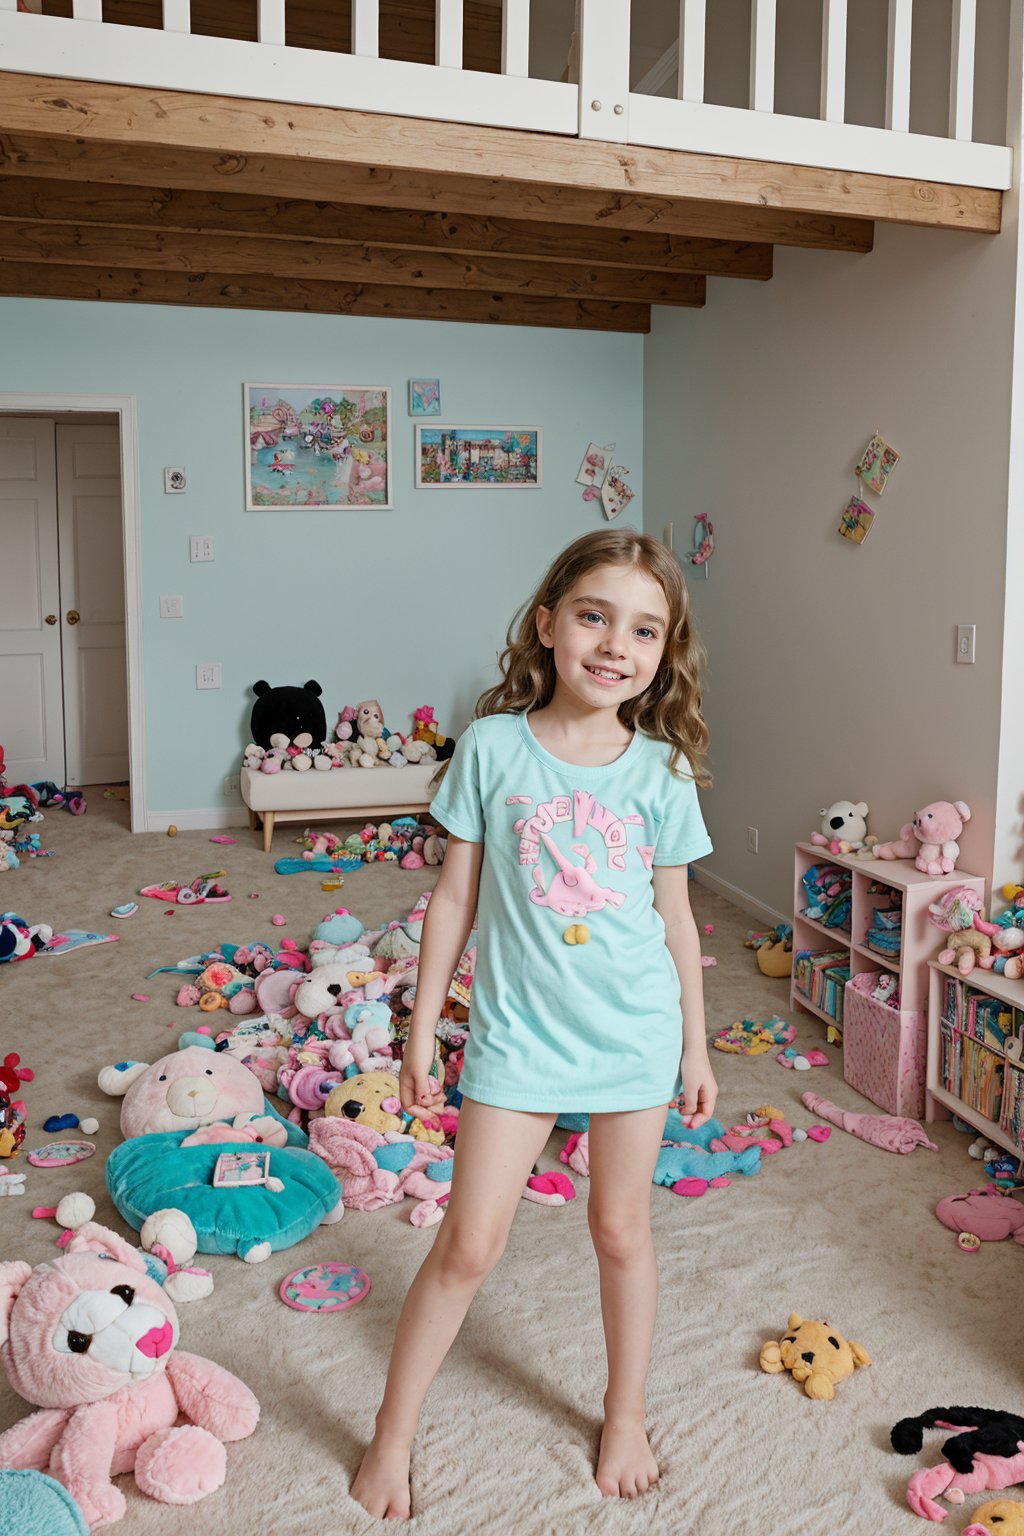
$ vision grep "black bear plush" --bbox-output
[250,680,327,750]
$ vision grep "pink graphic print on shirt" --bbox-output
[529,835,626,917]
[513,791,644,872]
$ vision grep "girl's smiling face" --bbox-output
[536,563,670,715]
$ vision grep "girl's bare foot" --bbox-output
[596,1414,660,1499]
[350,1434,413,1521]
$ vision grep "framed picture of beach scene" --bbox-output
[245,383,391,509]
[415,426,542,488]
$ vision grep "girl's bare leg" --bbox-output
[350,1098,557,1520]
[585,1104,669,1499]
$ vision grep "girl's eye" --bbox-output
[635,627,657,640]
[580,611,603,625]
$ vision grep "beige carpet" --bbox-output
[1,794,1022,1536]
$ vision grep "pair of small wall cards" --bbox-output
[838,432,900,545]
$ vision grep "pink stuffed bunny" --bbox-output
[875,800,972,876]
[0,1222,258,1529]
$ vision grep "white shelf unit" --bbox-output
[792,844,985,1116]
[926,958,1024,1159]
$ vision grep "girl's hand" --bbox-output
[399,1044,445,1119]
[676,1052,718,1129]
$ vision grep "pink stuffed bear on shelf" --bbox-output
[875,800,971,877]
[0,1221,259,1530]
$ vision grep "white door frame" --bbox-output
[0,393,145,833]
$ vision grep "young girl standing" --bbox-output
[351,528,716,1520]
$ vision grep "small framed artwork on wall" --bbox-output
[409,379,441,416]
[415,426,541,488]
[245,383,391,509]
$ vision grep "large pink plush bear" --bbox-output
[0,1222,259,1529]
[875,800,971,876]
[99,1044,288,1147]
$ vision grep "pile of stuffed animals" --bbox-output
[241,681,455,774]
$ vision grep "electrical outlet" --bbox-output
[746,826,759,855]
[223,774,240,798]
[195,662,221,690]
[956,623,976,664]
[159,595,183,619]
[189,535,215,563]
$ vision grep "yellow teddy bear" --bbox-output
[965,1501,1024,1535]
[759,1313,871,1401]
[322,1070,445,1145]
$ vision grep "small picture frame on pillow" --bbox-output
[212,1150,271,1188]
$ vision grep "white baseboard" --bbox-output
[144,807,250,832]
[692,864,788,928]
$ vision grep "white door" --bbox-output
[0,419,65,783]
[55,424,128,786]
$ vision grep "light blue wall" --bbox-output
[0,299,643,815]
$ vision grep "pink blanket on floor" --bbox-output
[801,1092,938,1154]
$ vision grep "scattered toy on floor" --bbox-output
[279,1262,372,1312]
[140,877,231,905]
[801,1092,937,1154]
[935,1187,1024,1246]
[760,1313,871,1400]
[0,1222,259,1527]
[891,1407,1024,1522]
[0,1469,90,1536]
[776,1046,830,1070]
[42,1113,80,1132]
[713,1016,796,1055]
[110,902,138,918]
[964,1500,1024,1536]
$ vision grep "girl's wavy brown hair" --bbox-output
[438,528,710,788]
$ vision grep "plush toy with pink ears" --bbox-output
[875,800,972,877]
[0,1221,259,1529]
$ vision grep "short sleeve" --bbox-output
[429,724,485,843]
[652,764,713,866]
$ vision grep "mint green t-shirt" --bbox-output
[428,712,713,1113]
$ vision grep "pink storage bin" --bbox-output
[842,982,925,1118]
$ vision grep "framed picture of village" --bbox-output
[415,426,542,489]
[245,384,391,509]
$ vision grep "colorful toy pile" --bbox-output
[294,819,448,871]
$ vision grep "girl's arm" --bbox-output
[400,835,483,1113]
[652,864,718,1128]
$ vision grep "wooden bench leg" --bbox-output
[248,808,257,831]
[262,811,275,854]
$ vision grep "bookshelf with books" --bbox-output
[792,843,985,1116]
[926,959,1024,1158]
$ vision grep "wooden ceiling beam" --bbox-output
[0,259,651,331]
[0,133,873,253]
[0,219,706,305]
[0,72,996,232]
[0,176,774,278]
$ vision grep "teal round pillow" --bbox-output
[106,1130,342,1261]
[0,1470,90,1536]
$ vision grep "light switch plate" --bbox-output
[196,663,221,690]
[159,595,184,619]
[956,623,976,665]
[189,535,215,563]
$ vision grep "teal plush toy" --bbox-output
[0,1471,90,1536]
[101,1036,343,1263]
[558,1111,762,1189]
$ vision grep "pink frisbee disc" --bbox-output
[27,1141,96,1168]
[279,1262,371,1313]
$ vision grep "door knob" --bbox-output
[45,613,58,625]
[66,610,80,625]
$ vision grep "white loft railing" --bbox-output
[0,0,1013,190]
[626,0,1011,188]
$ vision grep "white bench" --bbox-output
[240,763,437,853]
